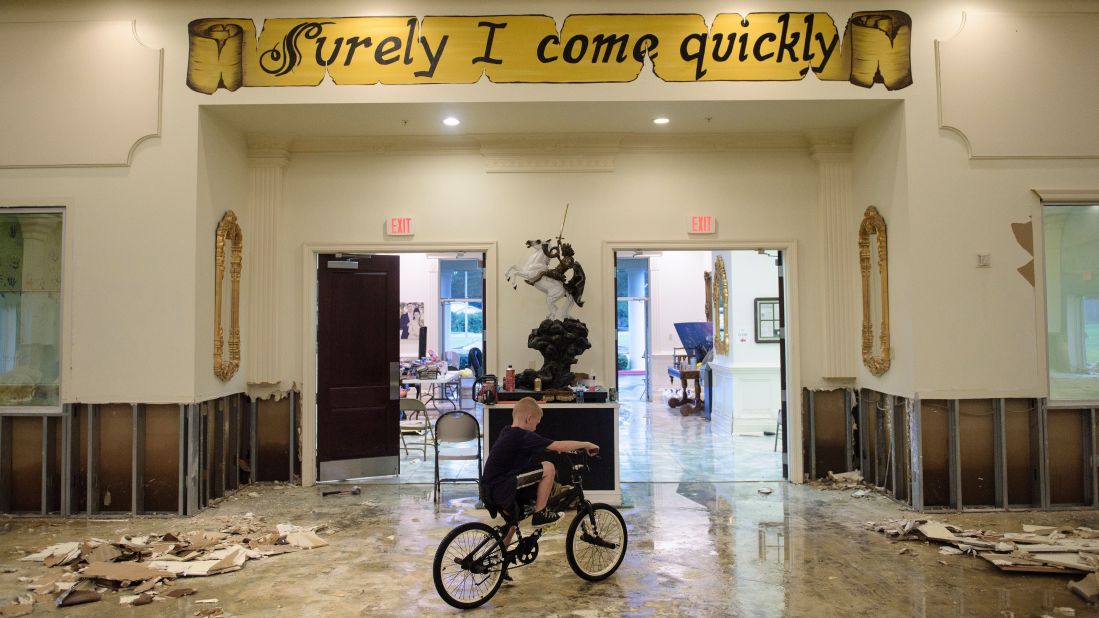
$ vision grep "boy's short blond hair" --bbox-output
[512,397,543,422]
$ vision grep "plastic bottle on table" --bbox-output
[505,365,515,391]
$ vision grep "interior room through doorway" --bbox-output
[614,249,785,483]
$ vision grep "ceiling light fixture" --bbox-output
[443,117,461,126]
[652,117,670,125]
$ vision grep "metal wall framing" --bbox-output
[0,394,271,517]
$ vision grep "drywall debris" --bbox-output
[1069,573,1099,603]
[1053,607,1075,617]
[939,546,963,556]
[17,518,328,612]
[852,490,868,498]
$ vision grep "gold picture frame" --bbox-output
[712,256,729,355]
[214,210,242,382]
[859,206,890,376]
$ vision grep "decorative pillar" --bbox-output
[245,137,290,387]
[810,133,857,379]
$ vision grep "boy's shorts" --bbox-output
[485,463,544,512]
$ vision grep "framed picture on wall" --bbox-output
[754,297,781,343]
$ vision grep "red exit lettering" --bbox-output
[690,215,714,234]
[388,217,413,236]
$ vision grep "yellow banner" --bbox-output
[186,11,912,94]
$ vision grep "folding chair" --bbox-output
[399,398,432,458]
[433,410,482,503]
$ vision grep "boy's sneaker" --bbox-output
[531,509,561,527]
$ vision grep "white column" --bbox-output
[810,135,857,379]
[245,137,290,386]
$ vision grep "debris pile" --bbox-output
[870,519,1099,604]
[808,470,876,498]
[0,517,328,615]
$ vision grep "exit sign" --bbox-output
[387,217,414,236]
[689,215,715,234]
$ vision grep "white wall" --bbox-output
[195,109,250,400]
[281,149,820,387]
[0,0,1097,410]
[649,251,710,356]
[727,250,781,367]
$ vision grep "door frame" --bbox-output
[600,240,803,483]
[301,241,497,486]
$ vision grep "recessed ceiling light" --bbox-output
[653,117,670,125]
[443,117,460,126]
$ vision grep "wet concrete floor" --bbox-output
[1,481,1098,617]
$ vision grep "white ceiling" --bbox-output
[205,99,900,138]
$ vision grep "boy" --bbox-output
[480,397,599,528]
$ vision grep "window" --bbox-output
[0,211,63,408]
[1045,204,1099,401]
[755,297,781,343]
[439,259,484,369]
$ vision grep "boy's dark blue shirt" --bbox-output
[481,426,553,507]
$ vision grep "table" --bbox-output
[402,371,462,411]
[484,403,620,506]
[668,366,702,416]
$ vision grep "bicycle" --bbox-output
[432,450,628,609]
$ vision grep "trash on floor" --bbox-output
[12,518,328,612]
[870,518,1099,577]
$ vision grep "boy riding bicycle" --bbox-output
[480,397,599,536]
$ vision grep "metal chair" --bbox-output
[433,410,482,503]
[399,398,432,458]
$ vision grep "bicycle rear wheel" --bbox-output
[566,503,627,581]
[433,522,506,609]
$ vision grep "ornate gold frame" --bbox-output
[859,206,890,376]
[712,256,729,355]
[214,210,242,382]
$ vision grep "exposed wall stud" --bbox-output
[948,400,962,510]
[859,389,872,483]
[0,416,10,512]
[249,398,258,485]
[186,404,200,516]
[1038,399,1050,508]
[994,399,1007,509]
[86,404,99,515]
[289,390,297,481]
[60,404,72,516]
[844,389,854,471]
[131,404,145,515]
[178,404,186,517]
[40,417,50,515]
[1081,406,1090,503]
[909,397,924,511]
[214,399,225,498]
[806,391,816,479]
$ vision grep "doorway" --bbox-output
[611,247,790,483]
[308,246,491,486]
[316,253,401,481]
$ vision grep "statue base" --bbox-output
[515,318,591,391]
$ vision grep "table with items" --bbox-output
[402,370,462,411]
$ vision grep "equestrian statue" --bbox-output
[503,205,592,390]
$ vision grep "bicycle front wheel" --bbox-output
[433,522,506,609]
[566,503,627,581]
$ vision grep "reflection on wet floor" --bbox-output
[0,481,1096,616]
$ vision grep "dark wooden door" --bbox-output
[317,254,399,481]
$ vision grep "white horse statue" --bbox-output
[505,239,576,321]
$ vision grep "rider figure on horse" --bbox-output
[527,239,586,308]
